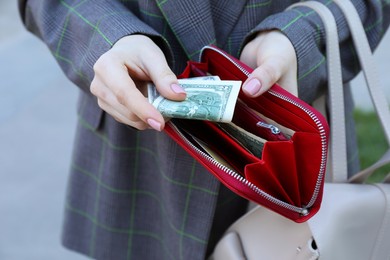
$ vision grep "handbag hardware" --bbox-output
[165,45,329,218]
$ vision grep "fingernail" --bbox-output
[170,83,186,94]
[147,118,162,131]
[243,78,261,96]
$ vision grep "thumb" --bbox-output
[153,68,187,101]
[143,53,187,101]
[242,58,282,97]
[242,57,298,97]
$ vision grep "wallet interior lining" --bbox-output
[173,119,261,176]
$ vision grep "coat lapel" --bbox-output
[156,0,216,60]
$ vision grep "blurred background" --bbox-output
[0,2,86,260]
[0,1,389,260]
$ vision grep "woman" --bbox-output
[18,0,390,259]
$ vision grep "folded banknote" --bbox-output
[147,77,241,122]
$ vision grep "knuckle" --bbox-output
[90,81,98,95]
[90,81,99,95]
[114,89,128,106]
[94,52,116,73]
[127,113,138,122]
[159,67,175,79]
[112,115,124,124]
[129,121,148,131]
[93,56,105,73]
[261,64,280,85]
[153,69,176,90]
[96,99,106,110]
[137,124,149,131]
[90,82,108,101]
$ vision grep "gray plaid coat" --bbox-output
[19,0,389,259]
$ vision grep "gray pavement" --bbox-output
[0,1,389,260]
[0,2,87,260]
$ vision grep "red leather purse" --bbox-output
[164,45,329,222]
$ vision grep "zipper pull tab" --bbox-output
[256,122,281,134]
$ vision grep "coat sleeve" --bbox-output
[18,0,172,94]
[241,0,390,103]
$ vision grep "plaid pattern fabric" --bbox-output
[19,0,390,259]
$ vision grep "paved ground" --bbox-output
[0,2,87,260]
[0,2,389,260]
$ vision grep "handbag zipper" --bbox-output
[168,46,327,216]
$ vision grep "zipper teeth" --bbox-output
[199,45,328,213]
[169,122,303,213]
[200,46,251,77]
[269,90,327,208]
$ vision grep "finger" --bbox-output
[94,56,165,131]
[91,77,139,122]
[91,79,148,128]
[242,57,283,97]
[139,49,186,101]
[239,39,259,68]
[94,87,139,122]
[97,99,150,130]
[277,70,298,97]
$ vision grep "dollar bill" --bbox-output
[187,75,221,81]
[218,122,265,158]
[147,76,220,104]
[148,78,241,122]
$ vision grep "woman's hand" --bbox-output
[90,35,186,131]
[240,30,298,97]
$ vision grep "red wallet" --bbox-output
[164,45,329,222]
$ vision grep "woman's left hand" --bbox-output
[240,30,298,97]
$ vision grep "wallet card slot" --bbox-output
[176,125,211,156]
[172,119,260,176]
[233,100,290,141]
[291,132,324,206]
[217,122,265,158]
[244,139,301,206]
[207,58,242,81]
[245,95,318,133]
[175,124,237,171]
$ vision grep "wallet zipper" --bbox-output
[179,46,328,215]
[169,122,305,214]
[256,121,281,134]
[268,90,327,209]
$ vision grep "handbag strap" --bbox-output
[289,1,390,183]
[332,0,390,183]
[288,1,347,182]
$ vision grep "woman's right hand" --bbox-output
[90,35,186,131]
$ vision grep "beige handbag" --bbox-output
[210,1,390,259]
[209,204,319,260]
